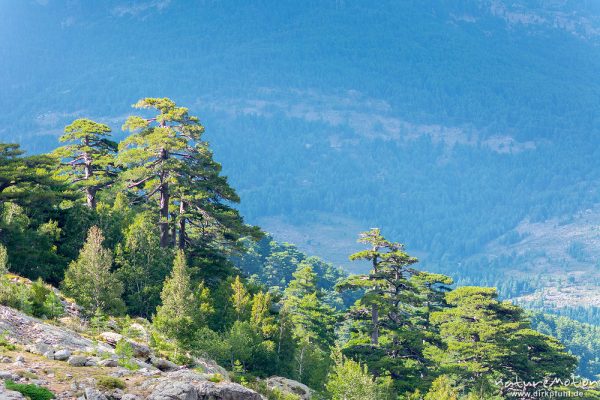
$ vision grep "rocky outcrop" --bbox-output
[0,304,264,400]
[191,357,230,379]
[0,305,113,355]
[146,370,262,400]
[195,381,264,400]
[266,376,312,399]
[84,387,109,400]
[67,355,88,366]
[53,349,71,361]
[150,356,178,371]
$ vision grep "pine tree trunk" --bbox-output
[159,182,170,247]
[85,187,97,209]
[371,303,379,345]
[83,149,96,208]
[298,345,305,380]
[371,250,380,345]
[178,201,186,249]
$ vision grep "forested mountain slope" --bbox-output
[2,0,600,320]
[0,96,597,398]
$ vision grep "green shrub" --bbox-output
[115,339,139,371]
[96,375,126,390]
[30,278,63,319]
[89,309,109,335]
[0,244,8,275]
[0,277,63,319]
[0,330,16,350]
[208,373,225,383]
[0,277,32,314]
[243,380,301,400]
[5,380,54,400]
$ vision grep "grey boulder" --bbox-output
[54,349,71,361]
[266,376,312,399]
[67,355,88,366]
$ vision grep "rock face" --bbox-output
[84,387,109,400]
[0,304,264,400]
[0,305,113,355]
[147,370,262,400]
[266,376,312,400]
[150,356,178,372]
[192,357,230,379]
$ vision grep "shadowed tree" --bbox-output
[0,143,63,209]
[172,142,261,251]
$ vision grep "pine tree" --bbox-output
[115,212,173,317]
[0,143,64,212]
[423,375,459,400]
[153,250,199,348]
[118,98,204,247]
[428,286,577,396]
[172,142,261,251]
[231,275,250,321]
[62,226,124,315]
[52,118,117,208]
[250,291,276,338]
[340,228,421,346]
[283,263,336,387]
[337,229,426,390]
[411,271,453,332]
[284,263,336,348]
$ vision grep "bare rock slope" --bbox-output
[0,305,263,400]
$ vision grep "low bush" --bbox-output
[115,339,139,371]
[208,373,225,383]
[96,375,126,390]
[243,380,301,400]
[0,330,16,350]
[5,380,54,400]
[0,277,63,319]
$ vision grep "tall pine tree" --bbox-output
[118,97,259,251]
[337,229,428,392]
[52,119,117,208]
[118,98,204,247]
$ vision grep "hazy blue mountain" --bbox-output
[2,0,600,320]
